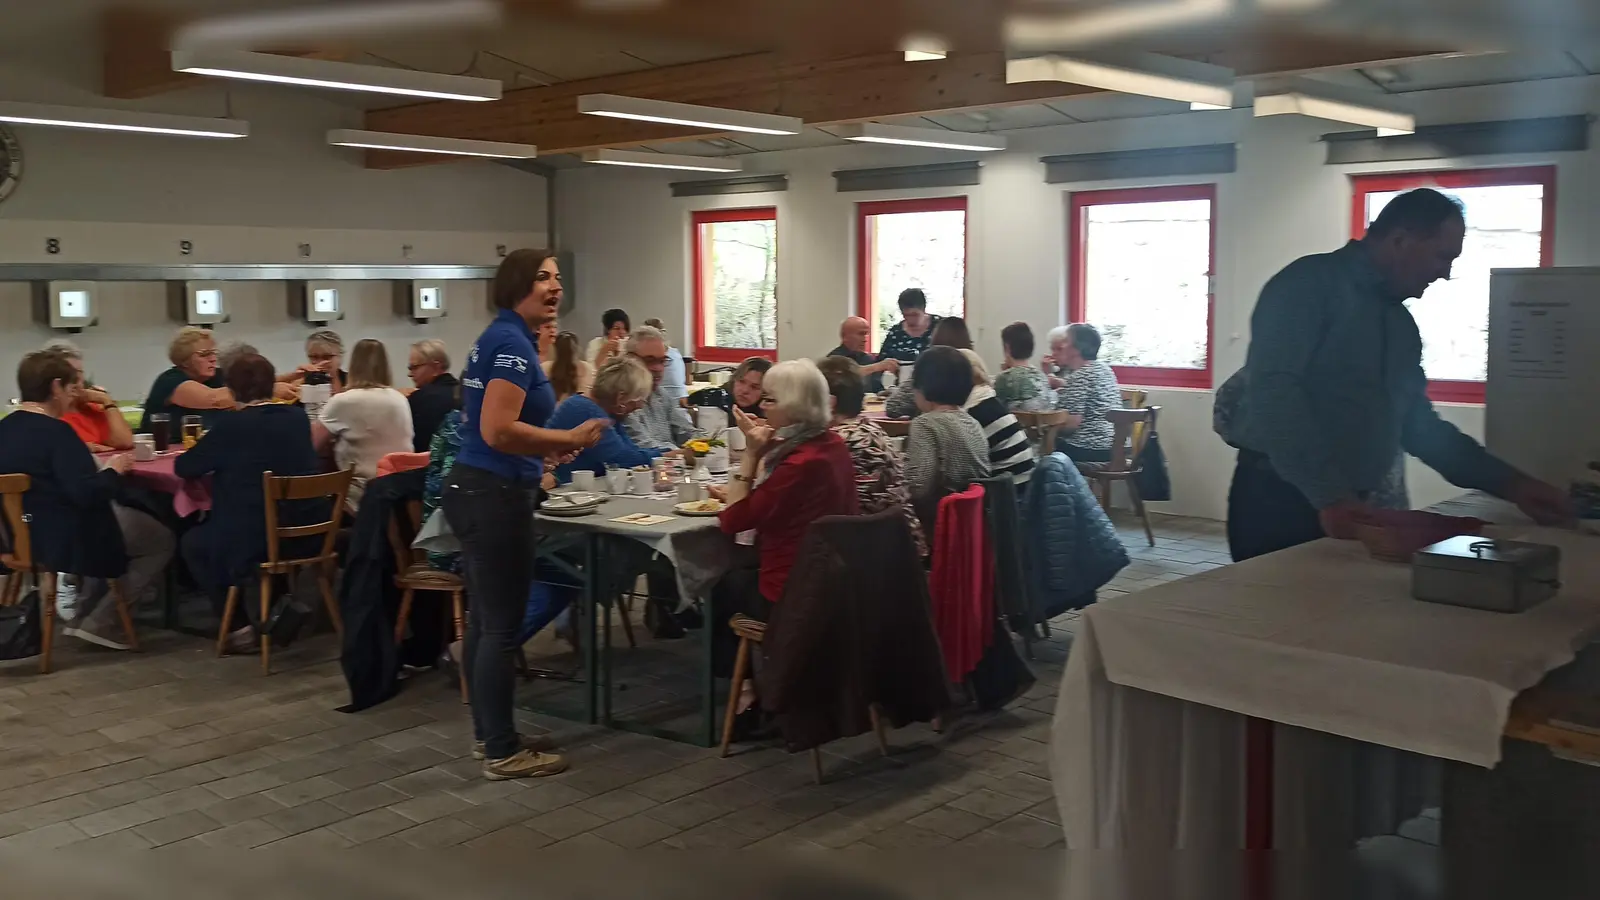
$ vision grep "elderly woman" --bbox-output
[885,317,974,419]
[276,330,346,418]
[816,355,926,557]
[314,339,413,512]
[959,350,1036,491]
[44,340,134,453]
[407,338,460,452]
[138,327,236,443]
[905,347,992,536]
[1047,323,1123,464]
[545,357,663,481]
[878,288,943,365]
[707,360,858,726]
[994,322,1054,413]
[687,356,770,421]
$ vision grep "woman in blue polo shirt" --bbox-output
[443,249,607,782]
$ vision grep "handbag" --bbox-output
[1134,432,1172,502]
[0,588,43,661]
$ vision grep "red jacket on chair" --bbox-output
[930,484,994,681]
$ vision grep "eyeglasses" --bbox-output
[194,349,217,360]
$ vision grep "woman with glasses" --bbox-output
[138,327,236,444]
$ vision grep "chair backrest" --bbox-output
[1013,410,1071,456]
[386,499,427,572]
[1103,407,1160,473]
[261,468,354,564]
[0,473,32,570]
[1120,388,1149,409]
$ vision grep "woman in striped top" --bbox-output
[959,350,1035,491]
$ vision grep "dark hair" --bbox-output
[732,356,773,384]
[1066,323,1102,361]
[912,346,974,407]
[815,355,866,417]
[930,316,973,350]
[1001,322,1034,360]
[549,332,581,398]
[16,350,78,403]
[226,353,278,403]
[492,248,556,310]
[897,288,927,311]
[602,308,631,333]
[1366,188,1465,241]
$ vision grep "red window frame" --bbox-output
[1067,184,1217,389]
[691,207,779,363]
[855,196,969,352]
[1349,166,1557,404]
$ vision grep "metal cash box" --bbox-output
[1411,536,1561,613]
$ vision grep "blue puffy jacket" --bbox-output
[1021,452,1129,619]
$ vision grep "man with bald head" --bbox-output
[827,317,900,393]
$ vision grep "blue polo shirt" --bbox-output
[455,308,557,483]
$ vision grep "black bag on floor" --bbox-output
[0,589,43,661]
[1134,432,1172,502]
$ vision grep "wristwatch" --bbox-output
[731,472,754,484]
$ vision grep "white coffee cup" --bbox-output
[632,471,655,495]
[606,469,630,495]
[722,426,746,452]
[133,437,156,462]
[571,470,597,492]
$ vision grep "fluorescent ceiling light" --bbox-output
[328,129,536,158]
[173,1,502,50]
[0,101,249,139]
[1254,77,1414,135]
[1007,51,1234,109]
[1005,0,1233,48]
[577,94,801,136]
[901,34,949,62]
[1190,101,1231,111]
[582,149,743,173]
[835,122,1005,152]
[172,49,501,102]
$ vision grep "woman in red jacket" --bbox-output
[709,359,858,724]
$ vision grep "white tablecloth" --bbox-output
[1051,502,1600,850]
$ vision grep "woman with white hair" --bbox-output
[707,359,859,728]
[543,356,664,481]
[959,349,1035,490]
[1046,323,1123,463]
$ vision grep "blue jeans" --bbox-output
[521,561,577,644]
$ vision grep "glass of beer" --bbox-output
[181,415,203,449]
[149,413,171,452]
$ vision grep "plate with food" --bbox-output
[673,498,726,517]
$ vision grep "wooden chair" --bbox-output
[1075,407,1161,547]
[1013,410,1072,457]
[876,418,912,439]
[216,469,351,674]
[1119,390,1150,450]
[0,474,138,674]
[718,613,889,784]
[386,499,467,701]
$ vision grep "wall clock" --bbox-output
[0,126,19,205]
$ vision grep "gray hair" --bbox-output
[958,349,992,387]
[218,341,258,373]
[410,338,450,370]
[625,325,668,355]
[762,359,830,431]
[591,356,653,406]
[305,329,343,355]
[1047,323,1101,360]
[40,339,82,361]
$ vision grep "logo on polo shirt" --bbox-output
[493,353,528,373]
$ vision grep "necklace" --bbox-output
[15,402,53,417]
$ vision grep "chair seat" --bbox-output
[1074,461,1140,479]
[258,553,339,575]
[396,565,464,590]
[729,614,766,642]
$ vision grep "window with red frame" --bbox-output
[1351,166,1555,404]
[692,207,779,363]
[1068,185,1216,389]
[856,197,968,350]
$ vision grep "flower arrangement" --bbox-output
[680,437,725,459]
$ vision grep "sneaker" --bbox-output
[472,733,555,760]
[224,626,259,655]
[62,623,130,652]
[54,575,78,621]
[482,748,568,781]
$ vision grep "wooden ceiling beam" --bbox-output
[102,7,345,100]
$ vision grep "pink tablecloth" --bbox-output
[118,452,212,517]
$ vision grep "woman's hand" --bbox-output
[568,418,610,449]
[732,405,766,437]
[541,471,558,491]
[105,454,133,475]
[746,424,777,460]
[82,386,114,407]
[273,382,300,402]
[706,484,728,503]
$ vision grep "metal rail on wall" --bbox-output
[0,264,499,282]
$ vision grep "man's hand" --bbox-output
[1504,474,1575,527]
[1317,499,1375,540]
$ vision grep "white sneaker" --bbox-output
[62,622,130,651]
[54,575,78,621]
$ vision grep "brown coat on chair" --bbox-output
[756,509,952,753]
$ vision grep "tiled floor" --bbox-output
[0,514,1230,852]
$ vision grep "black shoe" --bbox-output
[647,600,686,640]
[266,601,310,648]
[676,606,704,630]
[730,705,776,742]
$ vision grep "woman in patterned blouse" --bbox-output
[1046,323,1124,463]
[877,288,943,365]
[993,322,1054,413]
[816,356,928,557]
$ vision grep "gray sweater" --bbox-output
[1228,240,1514,509]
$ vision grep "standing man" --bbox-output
[406,338,460,451]
[827,316,899,393]
[623,325,694,452]
[1223,188,1570,561]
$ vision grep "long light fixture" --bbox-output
[0,101,249,139]
[835,122,1005,152]
[901,34,949,62]
[172,1,503,50]
[577,94,801,136]
[172,49,502,102]
[328,129,537,158]
[1007,51,1234,110]
[1254,77,1415,136]
[582,149,743,173]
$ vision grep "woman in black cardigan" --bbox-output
[0,350,174,651]
[177,354,323,653]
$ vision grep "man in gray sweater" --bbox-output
[1224,188,1569,561]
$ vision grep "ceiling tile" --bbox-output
[1375,51,1588,92]
[1568,46,1600,73]
[919,104,1073,133]
[1046,94,1191,122]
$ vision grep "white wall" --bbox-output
[0,42,547,399]
[557,75,1600,521]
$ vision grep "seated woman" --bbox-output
[541,331,594,404]
[46,340,134,452]
[0,350,174,651]
[178,354,322,654]
[138,327,236,444]
[885,317,975,419]
[1046,323,1123,463]
[546,357,662,481]
[707,359,858,728]
[277,330,347,419]
[993,322,1055,413]
[960,350,1036,491]
[905,346,992,537]
[687,356,770,423]
[314,339,414,513]
[815,355,926,557]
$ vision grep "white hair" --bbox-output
[958,349,992,387]
[410,338,450,370]
[591,356,653,405]
[762,359,830,431]
[625,325,667,355]
[1046,325,1072,348]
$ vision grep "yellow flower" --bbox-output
[687,440,711,454]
